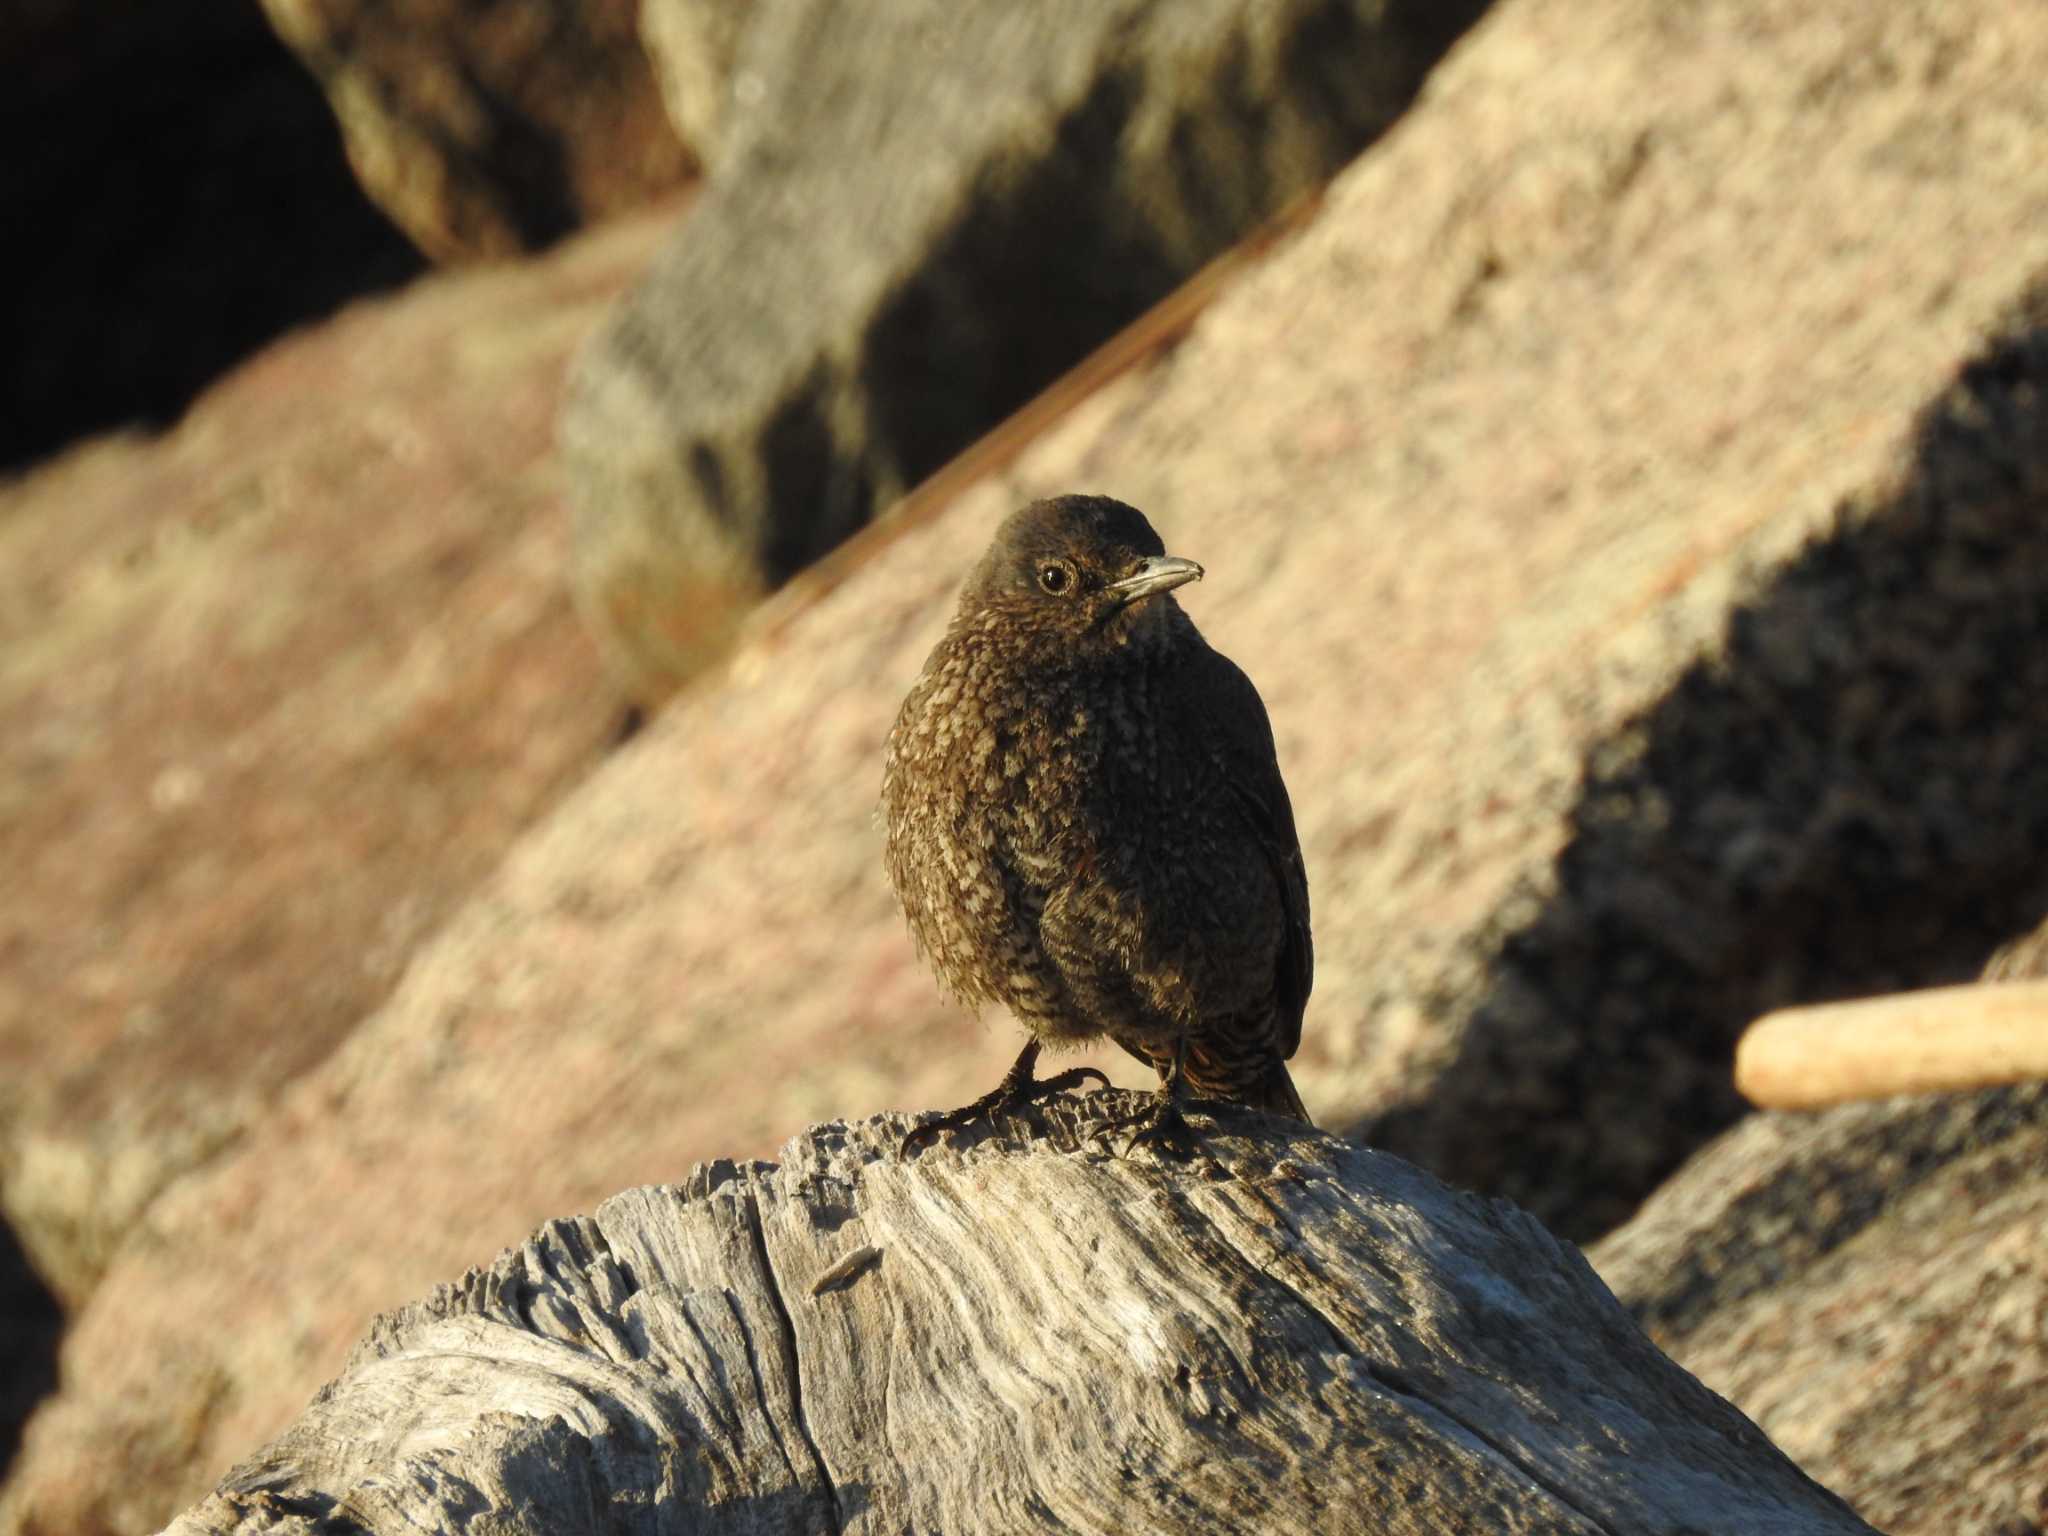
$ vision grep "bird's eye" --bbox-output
[1037,561,1075,595]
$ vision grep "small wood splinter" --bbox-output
[808,1244,884,1298]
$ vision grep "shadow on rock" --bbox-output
[1368,276,2048,1242]
[0,1213,61,1479]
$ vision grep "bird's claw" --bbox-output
[1038,1065,1114,1099]
[1089,1098,1200,1162]
[899,1095,1004,1157]
[899,1066,1112,1157]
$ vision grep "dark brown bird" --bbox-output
[883,494,1312,1152]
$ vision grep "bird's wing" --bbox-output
[1181,644,1313,1059]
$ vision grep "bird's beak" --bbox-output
[1107,555,1204,606]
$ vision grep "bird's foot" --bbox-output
[899,1066,1111,1156]
[1090,1096,1202,1162]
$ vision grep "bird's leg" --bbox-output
[899,1039,1110,1155]
[1090,1041,1201,1161]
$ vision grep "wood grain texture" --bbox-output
[162,1096,1874,1535]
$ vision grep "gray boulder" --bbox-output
[1369,272,2048,1239]
[560,0,1488,700]
[1591,1084,2048,1535]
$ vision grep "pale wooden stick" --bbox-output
[1736,981,2048,1110]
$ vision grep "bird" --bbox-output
[881,493,1312,1154]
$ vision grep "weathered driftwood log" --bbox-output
[163,1095,1874,1535]
[1737,980,2048,1110]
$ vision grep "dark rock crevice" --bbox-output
[0,1215,60,1481]
[2,0,425,471]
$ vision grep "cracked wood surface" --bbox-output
[161,1096,1875,1535]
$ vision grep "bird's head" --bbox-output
[957,495,1203,656]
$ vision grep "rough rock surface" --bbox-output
[0,205,674,1312]
[636,0,756,167]
[0,0,424,468]
[8,0,2048,1530]
[258,0,696,262]
[1367,266,2048,1235]
[1584,933,2048,1533]
[167,1104,1873,1535]
[1591,1085,2048,1535]
[561,0,1491,701]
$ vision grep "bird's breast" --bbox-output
[887,641,1181,878]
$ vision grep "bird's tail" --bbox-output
[1247,1061,1312,1125]
[1181,1038,1313,1124]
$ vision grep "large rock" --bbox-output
[0,0,424,469]
[1588,943,2048,1532]
[560,0,1491,702]
[0,206,673,1314]
[258,0,696,262]
[1591,1085,2048,1535]
[1367,269,2048,1236]
[8,0,2048,1530]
